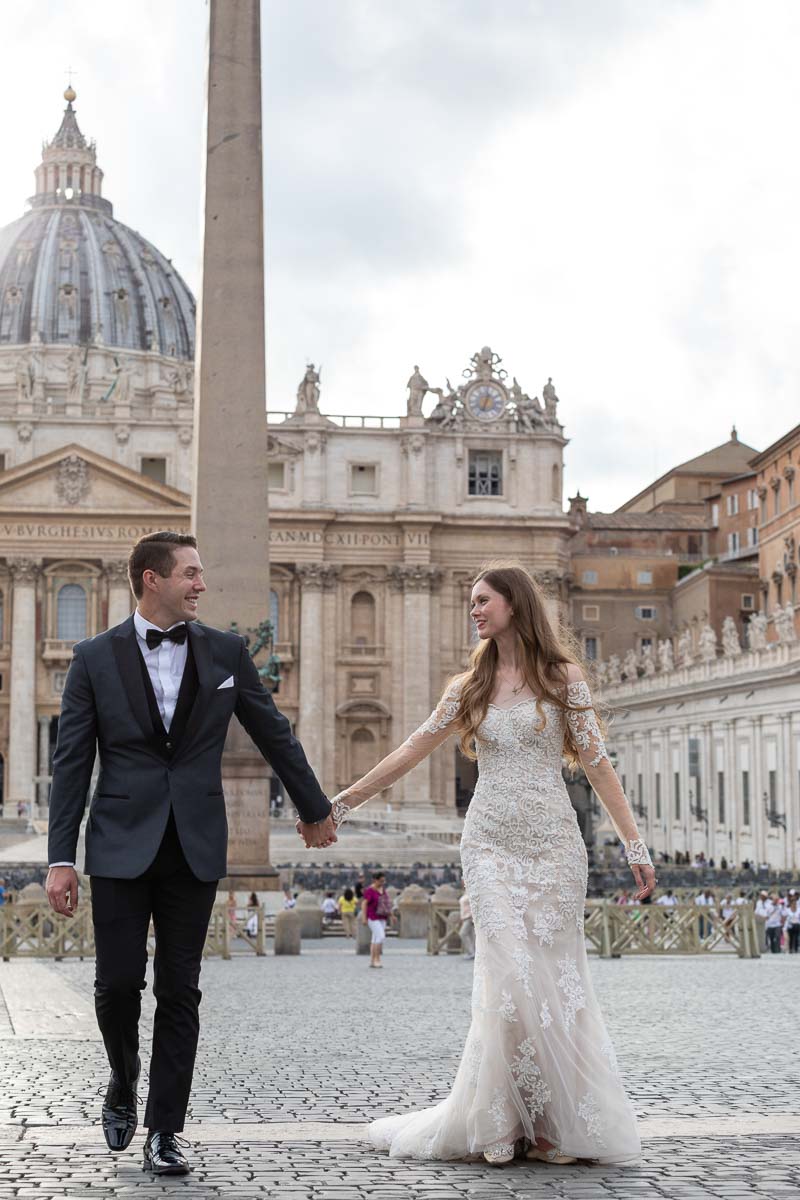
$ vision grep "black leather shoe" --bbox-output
[101,1056,140,1152]
[143,1131,191,1176]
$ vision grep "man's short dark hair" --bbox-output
[128,531,197,599]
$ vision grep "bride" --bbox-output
[302,561,655,1166]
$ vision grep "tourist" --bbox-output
[338,887,357,937]
[459,888,475,959]
[0,877,5,906]
[282,887,296,910]
[362,871,393,968]
[694,889,712,939]
[719,895,737,942]
[764,894,784,954]
[656,889,677,908]
[245,893,259,938]
[754,891,772,951]
[354,874,366,904]
[733,890,748,906]
[784,892,800,954]
[321,892,338,927]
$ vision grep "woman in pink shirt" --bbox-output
[362,871,392,968]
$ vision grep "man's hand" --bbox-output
[295,814,338,850]
[46,866,79,917]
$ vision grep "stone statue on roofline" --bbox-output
[296,363,321,414]
[676,628,694,667]
[406,365,429,417]
[606,654,622,685]
[721,616,741,657]
[747,610,768,651]
[622,648,639,680]
[657,638,674,673]
[641,644,656,676]
[698,623,717,662]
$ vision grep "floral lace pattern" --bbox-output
[365,672,642,1165]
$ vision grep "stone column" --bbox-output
[388,564,442,809]
[296,564,338,779]
[7,559,39,820]
[192,0,269,630]
[104,561,132,629]
[37,714,51,814]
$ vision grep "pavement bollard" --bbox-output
[274,908,301,955]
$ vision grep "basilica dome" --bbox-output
[0,90,195,359]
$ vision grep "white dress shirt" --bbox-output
[48,611,188,869]
[133,609,188,731]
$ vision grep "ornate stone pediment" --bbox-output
[0,443,190,514]
[267,433,303,458]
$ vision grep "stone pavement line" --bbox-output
[0,962,99,1040]
[9,1116,798,1144]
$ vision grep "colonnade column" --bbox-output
[296,564,338,783]
[388,564,441,810]
[7,559,40,820]
[104,560,132,629]
[37,715,51,813]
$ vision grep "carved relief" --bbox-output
[387,564,442,593]
[56,455,90,506]
[296,562,339,592]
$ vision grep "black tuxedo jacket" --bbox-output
[47,616,330,881]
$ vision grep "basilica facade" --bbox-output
[1,90,798,869]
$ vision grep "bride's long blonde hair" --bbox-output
[450,561,601,767]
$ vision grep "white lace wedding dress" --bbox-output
[332,670,643,1164]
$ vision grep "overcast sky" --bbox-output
[3,0,800,511]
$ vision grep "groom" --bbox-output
[45,531,335,1175]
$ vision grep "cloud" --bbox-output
[2,0,799,514]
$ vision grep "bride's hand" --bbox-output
[630,863,656,901]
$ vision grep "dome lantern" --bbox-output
[32,87,109,215]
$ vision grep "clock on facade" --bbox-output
[466,382,506,421]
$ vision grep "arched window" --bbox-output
[351,727,376,780]
[270,589,280,644]
[350,591,376,649]
[57,583,87,641]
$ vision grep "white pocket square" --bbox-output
[217,675,235,690]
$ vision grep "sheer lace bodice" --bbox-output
[338,670,643,1164]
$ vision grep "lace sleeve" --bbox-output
[330,680,463,822]
[564,671,651,865]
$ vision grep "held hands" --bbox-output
[46,866,79,917]
[295,814,338,850]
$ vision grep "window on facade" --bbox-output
[768,769,777,817]
[775,486,781,517]
[741,593,754,610]
[350,463,378,495]
[581,570,598,585]
[688,737,701,813]
[741,770,750,826]
[57,583,87,641]
[351,727,376,780]
[268,461,286,490]
[0,454,5,472]
[350,591,376,649]
[788,475,795,505]
[637,570,653,585]
[639,636,653,653]
[674,772,681,820]
[269,589,279,643]
[584,636,598,660]
[637,772,643,812]
[727,531,740,555]
[717,771,725,824]
[140,456,167,485]
[635,606,657,620]
[655,773,662,820]
[726,494,739,516]
[746,526,758,548]
[468,450,502,496]
[582,604,599,621]
[711,503,719,527]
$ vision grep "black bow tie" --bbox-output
[145,625,188,651]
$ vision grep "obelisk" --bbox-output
[193,0,276,887]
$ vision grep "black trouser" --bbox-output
[90,811,217,1132]
[766,926,782,954]
[788,926,800,954]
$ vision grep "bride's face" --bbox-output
[470,579,513,640]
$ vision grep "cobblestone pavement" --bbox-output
[0,943,797,1199]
